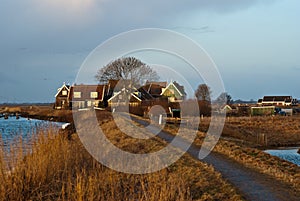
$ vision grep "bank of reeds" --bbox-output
[0,112,243,201]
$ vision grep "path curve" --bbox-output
[130,116,300,201]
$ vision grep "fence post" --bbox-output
[159,114,162,125]
[257,133,268,147]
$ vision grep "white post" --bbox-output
[159,114,163,125]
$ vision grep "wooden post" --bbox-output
[257,133,268,146]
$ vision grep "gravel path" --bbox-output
[131,116,300,201]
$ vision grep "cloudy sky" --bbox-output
[0,0,299,102]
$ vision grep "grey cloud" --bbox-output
[0,0,278,102]
[171,26,214,33]
[0,0,277,55]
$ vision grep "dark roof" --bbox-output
[137,87,154,100]
[145,81,167,88]
[141,83,165,97]
[107,80,137,96]
[108,89,140,103]
[107,80,119,89]
[173,81,186,96]
[70,85,106,101]
[263,96,292,102]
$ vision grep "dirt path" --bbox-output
[131,116,300,201]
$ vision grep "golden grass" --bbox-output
[221,116,300,147]
[0,105,73,123]
[163,122,300,192]
[0,112,243,201]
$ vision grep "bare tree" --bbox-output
[95,57,159,87]
[195,84,211,101]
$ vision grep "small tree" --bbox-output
[95,57,159,87]
[195,84,211,101]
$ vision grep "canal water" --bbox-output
[0,116,64,149]
[265,148,300,166]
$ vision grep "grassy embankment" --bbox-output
[163,116,300,192]
[0,105,73,123]
[221,116,300,147]
[0,111,243,201]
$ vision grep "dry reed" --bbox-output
[0,112,243,201]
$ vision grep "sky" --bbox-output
[0,0,299,102]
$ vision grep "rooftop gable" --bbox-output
[161,81,186,97]
[55,83,70,97]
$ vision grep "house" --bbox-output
[257,96,297,106]
[70,84,106,109]
[161,81,186,102]
[54,80,188,111]
[107,88,141,107]
[105,79,138,98]
[107,87,154,107]
[54,83,71,109]
[105,80,139,107]
[142,81,167,98]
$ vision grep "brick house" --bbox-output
[70,84,106,109]
[54,83,71,109]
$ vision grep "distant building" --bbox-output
[257,96,298,106]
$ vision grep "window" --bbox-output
[62,90,68,96]
[90,92,98,98]
[74,92,81,98]
[130,102,139,106]
[87,101,92,107]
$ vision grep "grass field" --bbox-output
[198,115,300,147]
